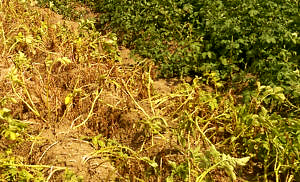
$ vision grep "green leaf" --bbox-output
[248,10,259,17]
[140,157,158,168]
[166,176,174,182]
[273,87,284,93]
[275,93,286,101]
[220,57,228,65]
[235,156,250,166]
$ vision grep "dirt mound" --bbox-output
[39,137,115,181]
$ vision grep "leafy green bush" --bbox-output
[86,0,299,106]
[236,88,300,180]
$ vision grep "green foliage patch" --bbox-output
[88,0,299,106]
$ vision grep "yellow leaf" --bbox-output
[65,93,73,105]
[10,132,16,140]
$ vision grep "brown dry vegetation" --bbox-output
[0,1,255,181]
